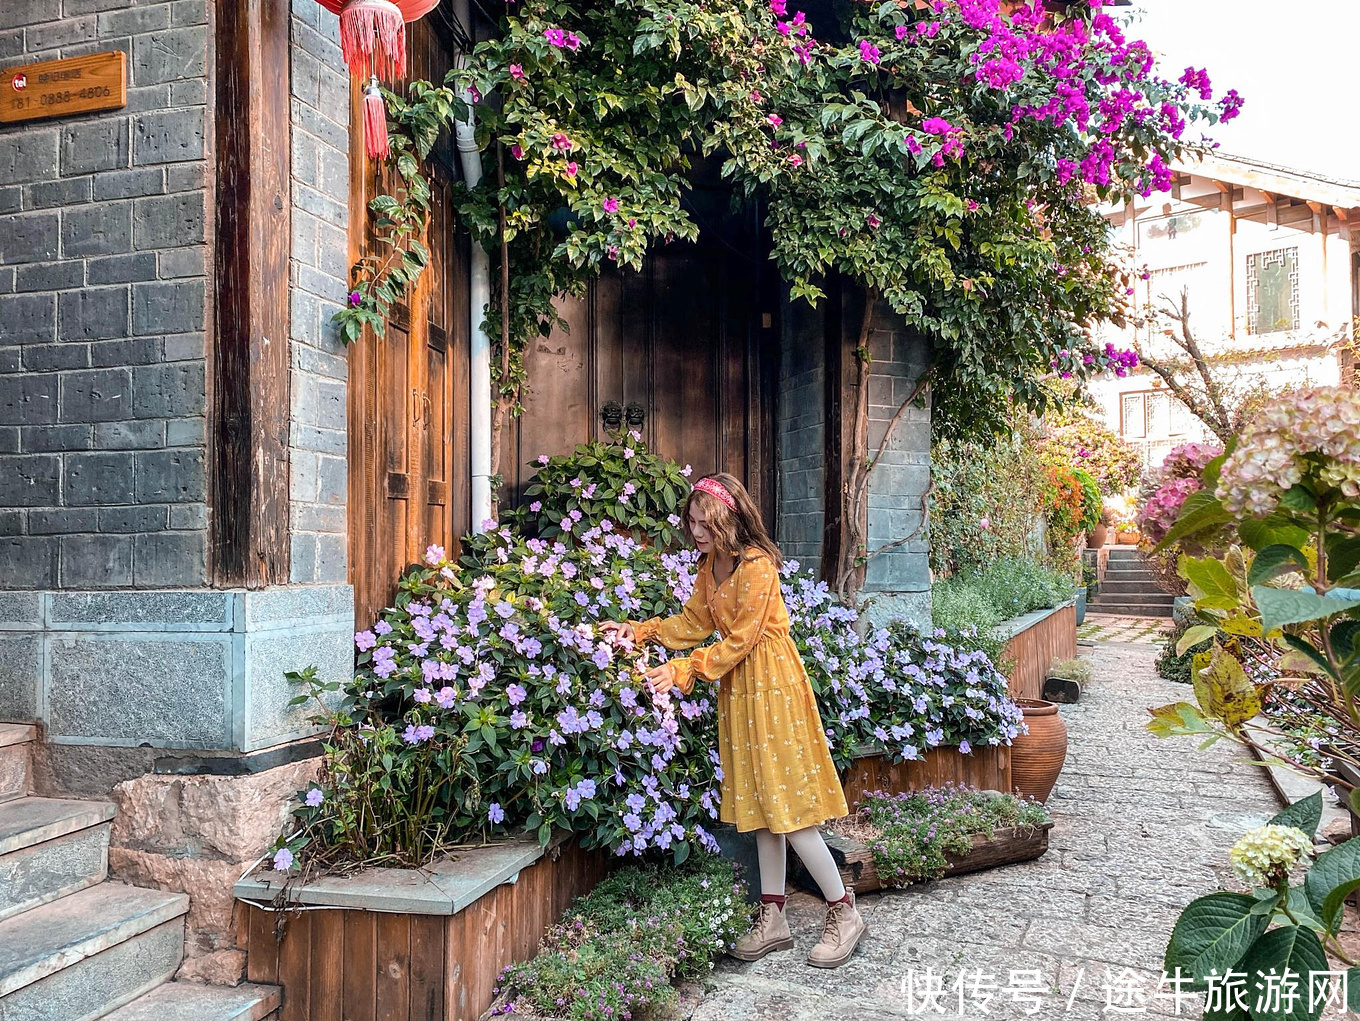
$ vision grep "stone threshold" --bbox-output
[988,600,1076,644]
[232,830,569,916]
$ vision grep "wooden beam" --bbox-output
[1336,207,1352,242]
[211,0,292,587]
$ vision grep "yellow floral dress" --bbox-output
[631,549,849,834]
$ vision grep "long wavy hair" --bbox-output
[682,472,783,570]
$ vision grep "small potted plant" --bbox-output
[1042,656,1092,704]
[1085,505,1111,550]
[1104,494,1141,544]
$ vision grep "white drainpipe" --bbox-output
[453,64,493,532]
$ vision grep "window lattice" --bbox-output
[1246,247,1299,335]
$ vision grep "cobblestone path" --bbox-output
[691,642,1280,1021]
[1078,614,1173,645]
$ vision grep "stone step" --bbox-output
[1092,590,1175,605]
[1103,563,1156,576]
[101,980,280,1021]
[0,882,188,1021]
[1088,602,1175,617]
[1098,579,1172,595]
[1105,547,1146,559]
[0,725,35,804]
[0,797,113,922]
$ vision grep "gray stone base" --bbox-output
[862,590,932,631]
[0,586,353,753]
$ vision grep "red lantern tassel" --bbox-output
[363,78,389,160]
[340,0,406,81]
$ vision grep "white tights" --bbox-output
[754,825,847,902]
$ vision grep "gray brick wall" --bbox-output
[776,298,825,577]
[288,0,350,585]
[861,300,931,627]
[0,0,210,589]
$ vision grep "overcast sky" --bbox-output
[1128,1,1360,183]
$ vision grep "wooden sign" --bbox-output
[1,51,127,125]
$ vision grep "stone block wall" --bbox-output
[0,0,212,590]
[776,297,826,575]
[287,0,351,584]
[862,302,932,627]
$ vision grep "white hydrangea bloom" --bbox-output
[1229,824,1314,887]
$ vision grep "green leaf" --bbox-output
[1248,545,1311,587]
[673,839,690,866]
[1164,892,1266,986]
[537,822,552,847]
[1254,587,1360,634]
[1195,650,1260,726]
[1146,701,1216,738]
[1178,625,1219,656]
[1326,537,1360,582]
[1348,968,1360,1013]
[1305,837,1360,934]
[1268,791,1322,840]
[1239,518,1311,555]
[1236,924,1327,1021]
[1182,555,1241,610]
[1154,491,1233,553]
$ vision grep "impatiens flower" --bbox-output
[273,847,294,871]
[507,683,526,705]
[355,630,377,651]
[305,788,324,808]
[603,197,619,213]
[551,132,572,151]
[425,543,446,565]
[488,802,505,824]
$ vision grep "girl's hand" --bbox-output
[601,621,636,643]
[645,662,677,696]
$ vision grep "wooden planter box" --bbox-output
[997,603,1078,700]
[791,821,1053,895]
[234,833,611,1021]
[840,743,1012,809]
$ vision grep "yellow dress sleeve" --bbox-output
[671,554,780,694]
[630,567,714,650]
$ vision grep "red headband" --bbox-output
[693,477,736,510]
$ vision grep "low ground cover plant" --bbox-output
[932,558,1077,665]
[491,854,751,1020]
[831,784,1050,888]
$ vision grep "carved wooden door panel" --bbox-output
[348,19,470,627]
[500,193,778,525]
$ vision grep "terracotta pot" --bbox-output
[1085,523,1108,549]
[1116,529,1140,545]
[1011,698,1068,803]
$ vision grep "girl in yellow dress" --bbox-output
[602,472,867,969]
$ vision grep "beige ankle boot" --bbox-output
[729,900,794,961]
[806,889,866,968]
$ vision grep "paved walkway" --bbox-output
[1078,613,1172,645]
[691,642,1281,1021]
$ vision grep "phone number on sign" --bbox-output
[894,966,1358,1015]
[36,85,111,105]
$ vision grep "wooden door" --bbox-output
[500,183,779,525]
[348,19,470,627]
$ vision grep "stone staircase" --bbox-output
[1088,546,1175,617]
[0,724,279,1021]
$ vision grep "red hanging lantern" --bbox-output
[316,0,439,158]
